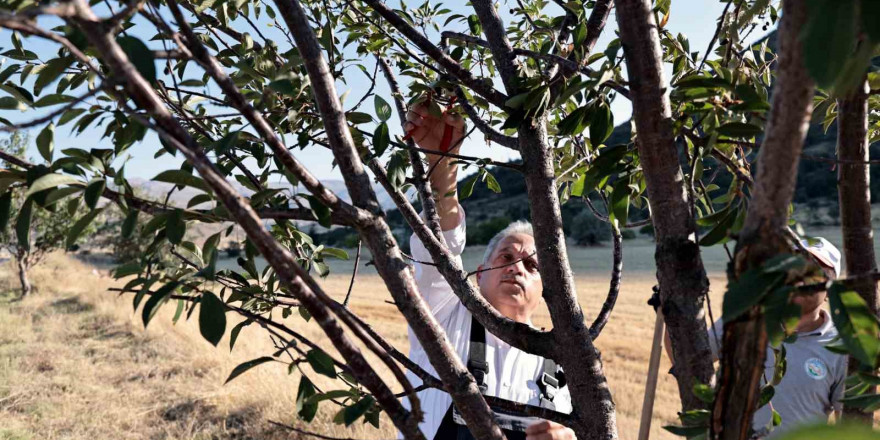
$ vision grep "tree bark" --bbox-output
[517,123,619,440]
[713,1,815,439]
[837,78,878,424]
[615,0,714,412]
[16,256,30,297]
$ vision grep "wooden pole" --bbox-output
[638,310,665,440]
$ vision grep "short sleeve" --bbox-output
[830,355,848,413]
[408,206,467,315]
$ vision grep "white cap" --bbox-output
[800,237,842,279]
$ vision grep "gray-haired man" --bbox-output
[400,102,575,440]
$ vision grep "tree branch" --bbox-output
[164,0,369,228]
[359,0,508,109]
[469,0,519,92]
[589,224,622,339]
[452,85,519,150]
[616,0,714,412]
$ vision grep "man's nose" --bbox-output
[505,260,524,275]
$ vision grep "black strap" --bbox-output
[467,315,489,392]
[467,315,561,406]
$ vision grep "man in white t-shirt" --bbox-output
[400,102,575,440]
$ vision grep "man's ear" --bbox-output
[476,265,483,283]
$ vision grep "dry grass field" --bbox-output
[0,251,729,440]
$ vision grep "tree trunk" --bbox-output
[615,0,714,412]
[712,1,815,438]
[518,122,619,440]
[17,257,30,297]
[837,78,878,424]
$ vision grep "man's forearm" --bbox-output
[428,154,460,231]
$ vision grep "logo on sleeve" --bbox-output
[804,358,827,380]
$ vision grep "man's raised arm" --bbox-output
[404,102,465,230]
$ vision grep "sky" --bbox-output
[1,0,738,182]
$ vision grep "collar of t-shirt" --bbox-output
[798,309,832,337]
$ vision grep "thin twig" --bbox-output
[343,239,362,307]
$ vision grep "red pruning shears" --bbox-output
[403,92,459,153]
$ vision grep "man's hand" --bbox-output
[403,101,465,231]
[404,102,466,156]
[525,420,576,440]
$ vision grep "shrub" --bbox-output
[571,212,612,246]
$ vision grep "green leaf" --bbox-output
[343,395,375,426]
[801,0,858,89]
[459,174,479,200]
[758,384,775,407]
[296,376,319,422]
[0,96,21,110]
[692,383,715,404]
[678,409,711,426]
[212,131,241,155]
[202,232,222,264]
[229,319,252,351]
[15,199,33,250]
[172,298,185,324]
[346,111,373,124]
[663,425,707,437]
[716,122,763,138]
[827,284,880,368]
[112,262,142,278]
[374,95,392,122]
[306,349,337,378]
[589,103,613,146]
[141,280,180,327]
[268,78,297,96]
[117,36,157,83]
[557,106,589,136]
[121,210,138,238]
[66,207,103,249]
[373,122,390,156]
[839,393,880,412]
[772,422,880,440]
[83,179,105,210]
[34,57,73,96]
[34,94,76,108]
[609,180,630,224]
[698,207,737,246]
[25,173,82,198]
[0,192,12,232]
[306,195,332,228]
[165,209,186,245]
[386,151,409,188]
[199,292,227,347]
[306,389,356,404]
[320,247,349,260]
[484,171,501,193]
[152,169,211,193]
[722,268,784,322]
[36,123,54,162]
[225,356,275,384]
[467,14,482,35]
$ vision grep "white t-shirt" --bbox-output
[400,207,572,439]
